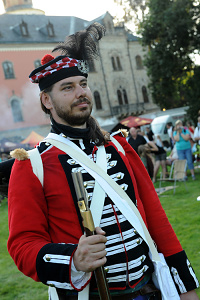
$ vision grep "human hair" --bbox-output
[39,84,54,115]
[175,120,182,126]
[87,116,110,146]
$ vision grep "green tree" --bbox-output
[184,66,200,123]
[139,0,200,109]
[115,0,200,110]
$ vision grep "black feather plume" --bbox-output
[52,22,106,62]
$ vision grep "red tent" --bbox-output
[21,131,44,148]
[120,116,153,128]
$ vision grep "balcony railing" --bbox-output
[111,103,144,116]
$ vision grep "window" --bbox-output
[34,59,41,68]
[111,57,117,71]
[88,60,95,72]
[11,99,23,122]
[20,21,29,37]
[2,61,15,79]
[117,88,129,105]
[116,57,122,70]
[94,91,102,110]
[135,55,143,70]
[142,86,149,103]
[111,56,122,71]
[47,22,55,37]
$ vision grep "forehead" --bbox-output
[54,76,87,87]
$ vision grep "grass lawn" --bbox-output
[0,170,200,299]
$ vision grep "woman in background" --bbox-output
[173,120,195,180]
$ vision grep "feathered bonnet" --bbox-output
[29,22,105,91]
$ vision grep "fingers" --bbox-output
[73,230,107,272]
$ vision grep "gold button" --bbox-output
[141,256,144,262]
[116,174,121,179]
[84,183,87,187]
[88,195,91,200]
[121,185,125,190]
[45,255,51,261]
[142,267,146,272]
[134,229,137,234]
[71,160,76,165]
[104,267,109,273]
[136,239,140,244]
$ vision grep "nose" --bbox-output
[76,85,87,98]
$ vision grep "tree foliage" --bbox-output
[139,0,200,109]
[115,0,200,114]
[113,0,148,29]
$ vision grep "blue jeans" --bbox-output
[177,148,194,170]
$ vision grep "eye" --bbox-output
[81,82,87,88]
[62,85,72,91]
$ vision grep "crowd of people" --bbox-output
[127,116,200,182]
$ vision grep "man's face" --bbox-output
[130,127,137,138]
[42,76,93,128]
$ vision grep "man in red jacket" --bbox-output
[7,23,199,300]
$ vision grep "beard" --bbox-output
[51,97,93,126]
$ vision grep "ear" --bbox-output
[41,92,53,110]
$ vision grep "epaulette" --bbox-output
[10,148,29,161]
[111,129,128,139]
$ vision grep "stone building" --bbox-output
[0,0,157,140]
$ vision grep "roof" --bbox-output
[0,13,106,44]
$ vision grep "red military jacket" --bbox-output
[7,132,199,294]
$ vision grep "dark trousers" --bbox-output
[55,283,161,300]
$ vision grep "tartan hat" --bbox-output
[29,22,105,91]
[29,54,88,91]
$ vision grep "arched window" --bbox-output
[117,90,123,105]
[94,91,102,110]
[2,61,15,79]
[123,89,128,104]
[116,57,122,70]
[135,55,143,70]
[111,57,117,71]
[11,99,23,122]
[34,59,41,68]
[117,88,129,105]
[142,86,149,103]
[111,56,122,71]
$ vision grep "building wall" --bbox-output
[0,46,52,133]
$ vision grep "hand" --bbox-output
[180,290,199,299]
[73,227,107,272]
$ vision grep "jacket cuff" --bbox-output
[165,250,199,294]
[36,243,78,290]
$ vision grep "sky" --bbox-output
[0,0,121,20]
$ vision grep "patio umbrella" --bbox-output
[120,116,153,128]
[21,131,44,148]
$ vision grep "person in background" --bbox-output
[152,135,167,183]
[173,120,195,180]
[166,143,178,166]
[138,144,154,179]
[194,116,200,145]
[127,126,147,154]
[166,122,174,149]
[146,126,154,141]
[187,121,195,140]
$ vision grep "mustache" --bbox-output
[71,98,91,107]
